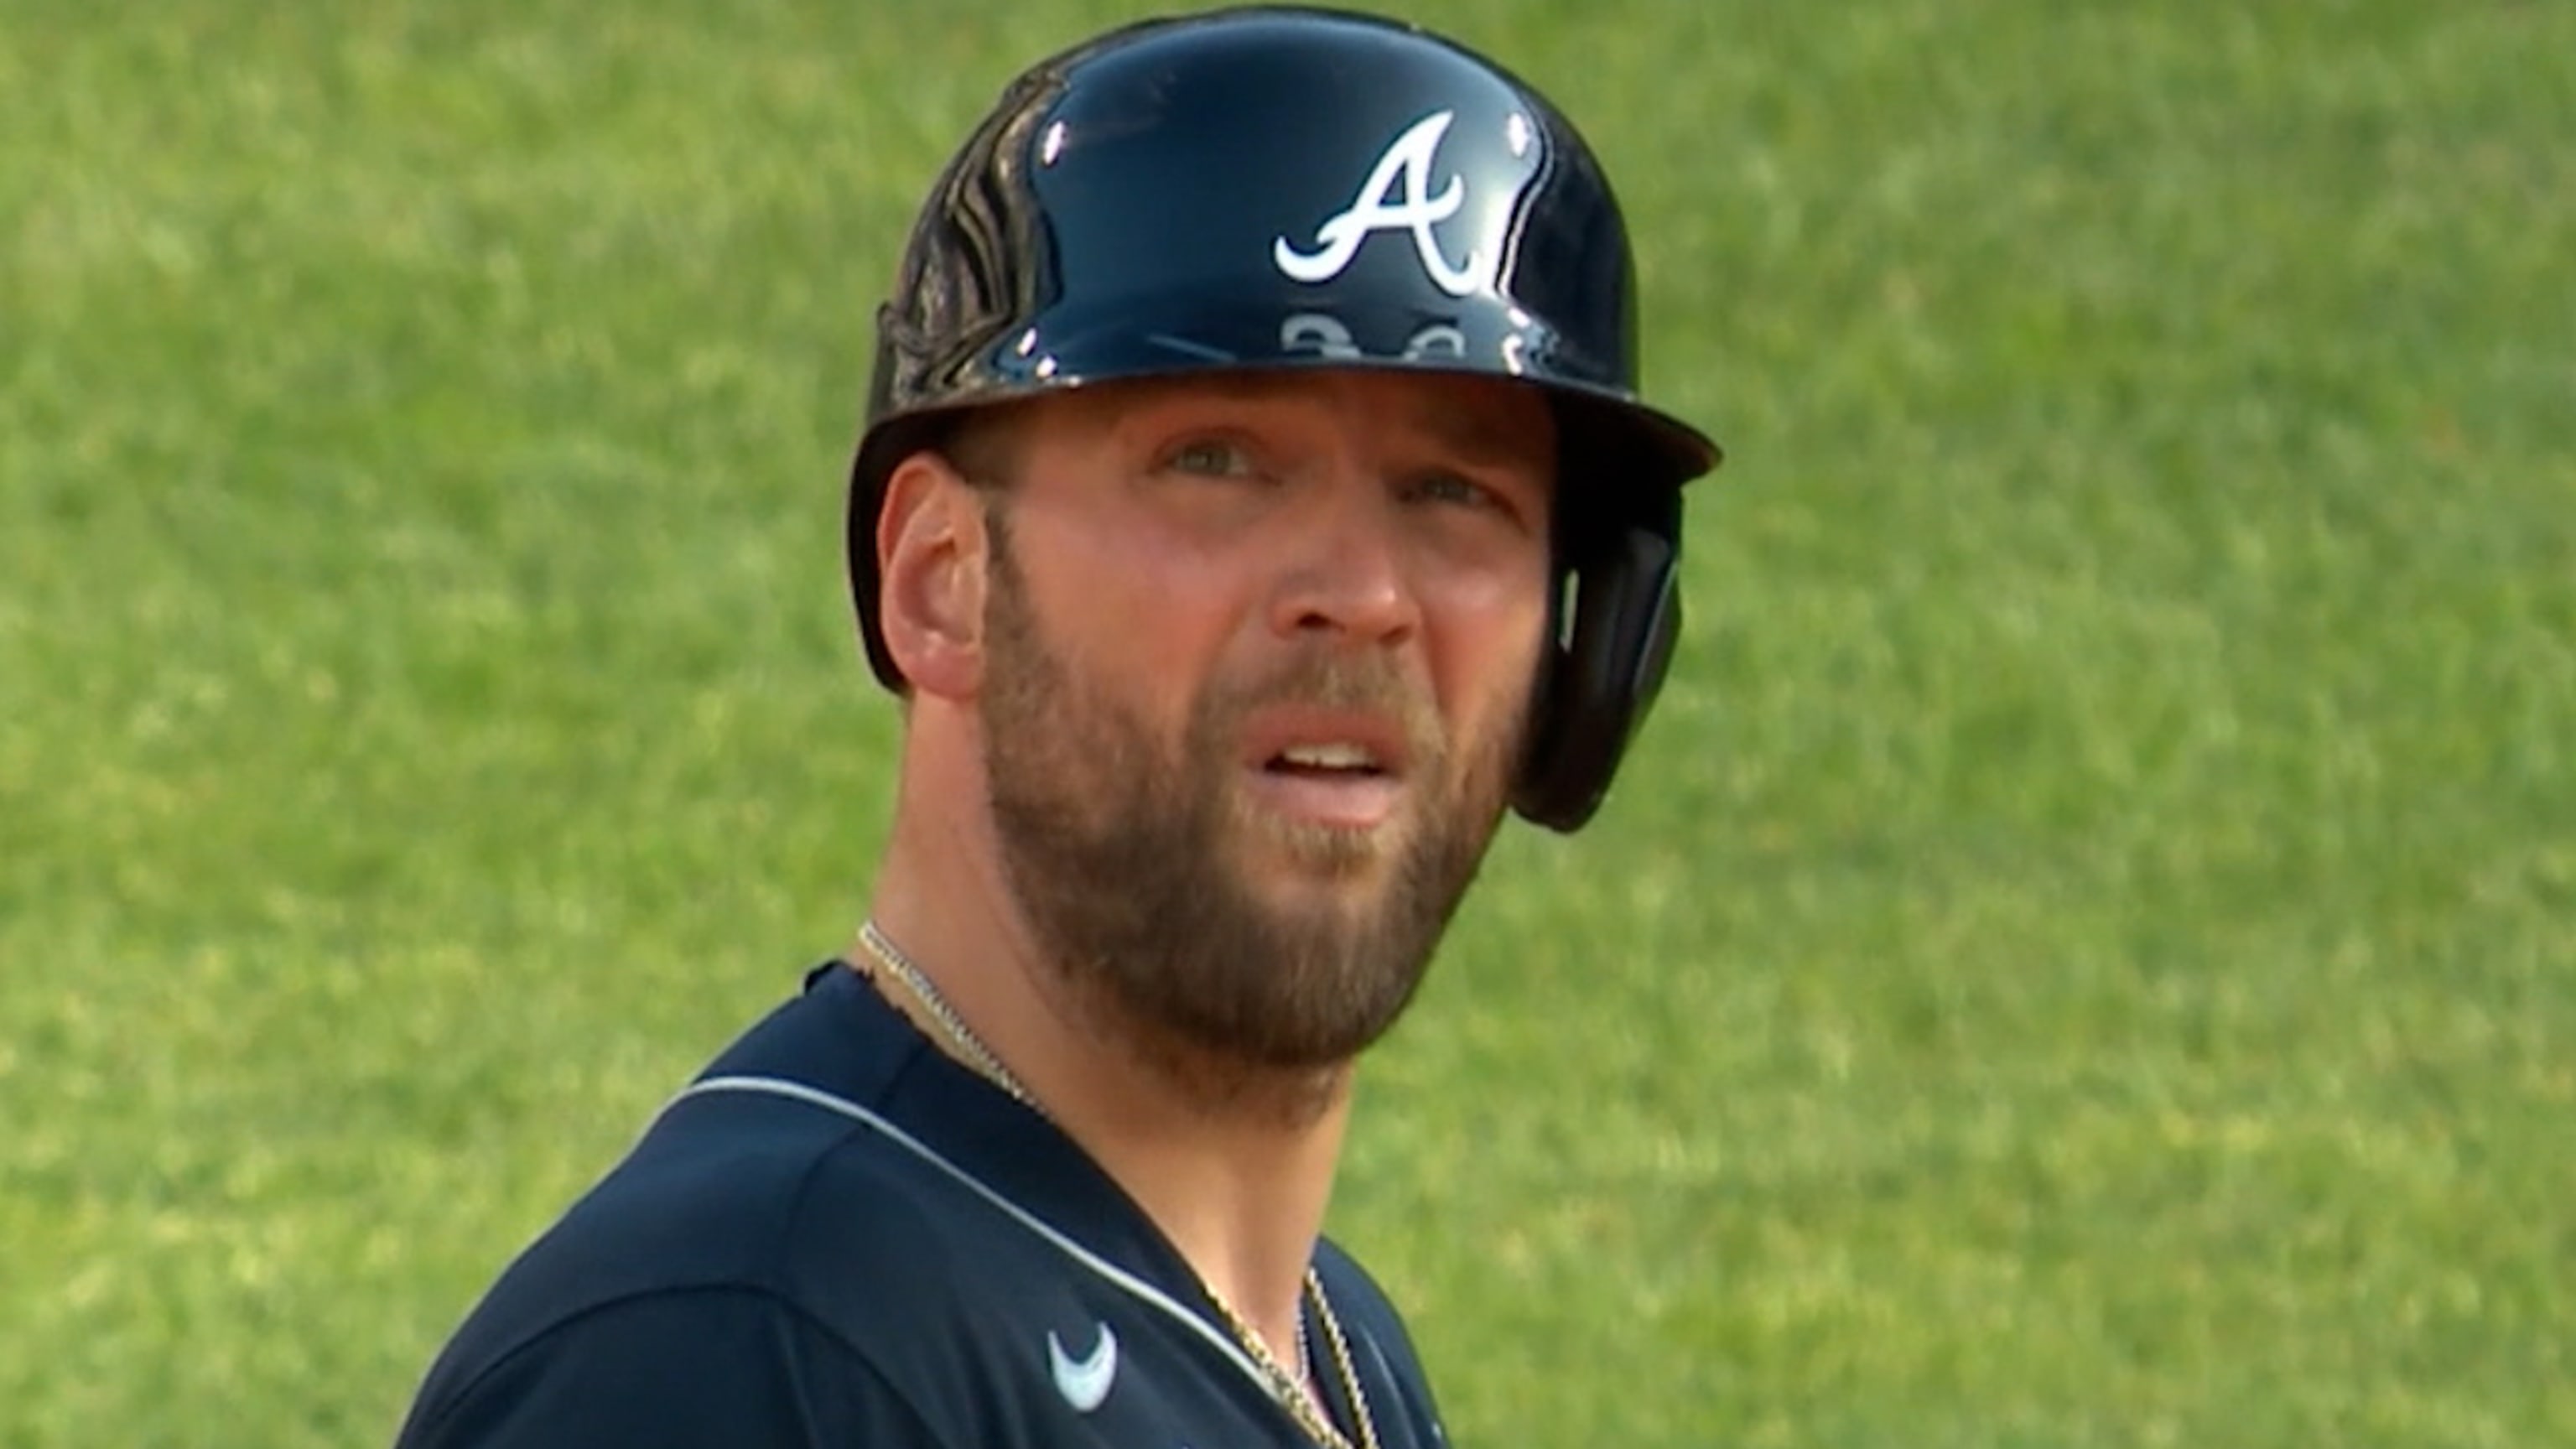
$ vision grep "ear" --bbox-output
[875,450,990,701]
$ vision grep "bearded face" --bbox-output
[977,511,1531,1074]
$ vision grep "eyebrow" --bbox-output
[1114,373,1550,470]
[1408,405,1552,474]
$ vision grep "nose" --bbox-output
[1265,471,1420,651]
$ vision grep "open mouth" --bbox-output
[1262,742,1390,780]
[1244,730,1408,834]
[1237,707,1415,833]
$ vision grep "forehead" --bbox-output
[1026,368,1556,464]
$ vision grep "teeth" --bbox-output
[1280,742,1377,770]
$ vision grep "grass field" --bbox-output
[5,1,2572,1444]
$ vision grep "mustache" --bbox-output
[1201,651,1444,765]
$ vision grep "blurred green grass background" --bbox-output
[3,1,2570,1443]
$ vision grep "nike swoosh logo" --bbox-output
[1047,1322,1119,1414]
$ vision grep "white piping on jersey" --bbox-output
[668,1074,1278,1394]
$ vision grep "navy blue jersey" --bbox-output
[395,963,1450,1448]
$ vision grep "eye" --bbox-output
[1405,470,1504,512]
[1160,436,1259,479]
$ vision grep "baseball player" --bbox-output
[393,7,1718,1446]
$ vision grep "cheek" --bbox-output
[1024,508,1241,734]
[1425,566,1553,735]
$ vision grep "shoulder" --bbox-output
[413,1069,1015,1389]
[394,1285,942,1448]
[400,959,1056,1443]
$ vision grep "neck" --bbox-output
[862,787,1353,1363]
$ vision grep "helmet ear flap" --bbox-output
[1511,506,1683,833]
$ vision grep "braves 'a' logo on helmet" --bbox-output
[1273,110,1498,297]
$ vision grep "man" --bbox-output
[394,7,1717,1446]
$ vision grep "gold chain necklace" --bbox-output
[853,921,1382,1449]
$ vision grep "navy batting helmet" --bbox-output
[848,4,1721,830]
